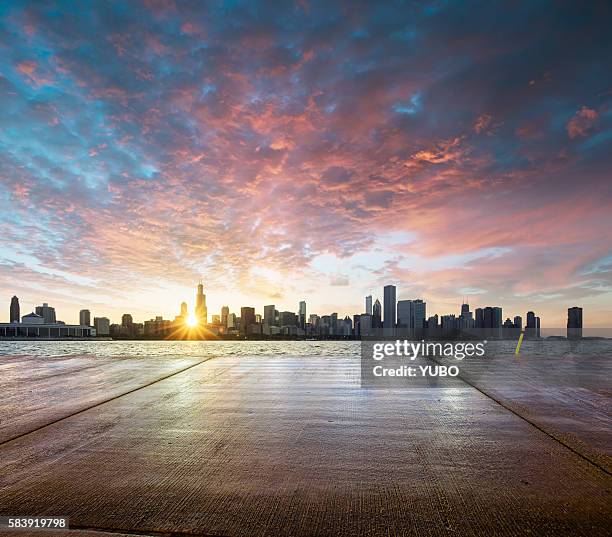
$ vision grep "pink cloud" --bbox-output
[474,114,492,133]
[566,106,598,138]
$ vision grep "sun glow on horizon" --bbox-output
[186,313,198,327]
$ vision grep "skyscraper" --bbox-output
[122,314,133,327]
[264,305,276,326]
[299,301,306,329]
[180,302,188,319]
[221,306,229,328]
[567,307,582,339]
[513,316,522,332]
[459,303,473,330]
[10,296,20,323]
[79,309,91,326]
[240,307,255,335]
[195,283,207,324]
[526,311,536,338]
[396,300,412,328]
[365,295,372,315]
[35,303,56,324]
[383,285,396,329]
[372,299,382,328]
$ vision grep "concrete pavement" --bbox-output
[0,354,610,536]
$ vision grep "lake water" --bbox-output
[0,338,611,358]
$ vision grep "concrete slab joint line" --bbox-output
[429,355,611,477]
[0,357,215,448]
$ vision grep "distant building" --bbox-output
[373,299,382,328]
[279,311,297,328]
[264,305,276,326]
[299,301,307,329]
[22,312,44,325]
[79,309,91,326]
[35,303,56,324]
[365,295,372,315]
[94,317,110,336]
[221,306,229,327]
[513,316,522,332]
[10,296,20,323]
[459,303,474,330]
[240,307,255,335]
[122,313,133,326]
[567,307,582,339]
[195,283,207,324]
[330,313,338,336]
[1,313,93,338]
[397,300,412,328]
[383,285,396,329]
[227,313,236,329]
[526,311,537,338]
[180,302,188,319]
[412,300,426,331]
[143,316,171,337]
[479,306,502,337]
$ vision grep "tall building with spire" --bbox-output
[10,296,20,323]
[195,283,207,324]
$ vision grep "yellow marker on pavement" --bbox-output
[515,331,524,355]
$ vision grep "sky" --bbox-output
[1,0,611,327]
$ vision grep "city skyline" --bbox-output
[1,2,611,327]
[2,282,584,335]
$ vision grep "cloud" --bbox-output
[0,1,611,323]
[330,274,350,286]
[473,114,492,134]
[566,106,598,139]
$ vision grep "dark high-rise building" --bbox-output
[372,299,382,328]
[397,300,412,328]
[479,307,502,337]
[279,311,297,327]
[383,285,396,329]
[195,283,207,324]
[365,295,372,315]
[459,303,473,331]
[526,311,536,338]
[35,303,56,324]
[513,316,522,332]
[79,309,91,326]
[122,313,133,327]
[330,313,338,336]
[10,296,20,323]
[240,307,255,335]
[299,301,306,329]
[264,305,276,326]
[492,307,502,330]
[567,307,582,339]
[412,300,426,331]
